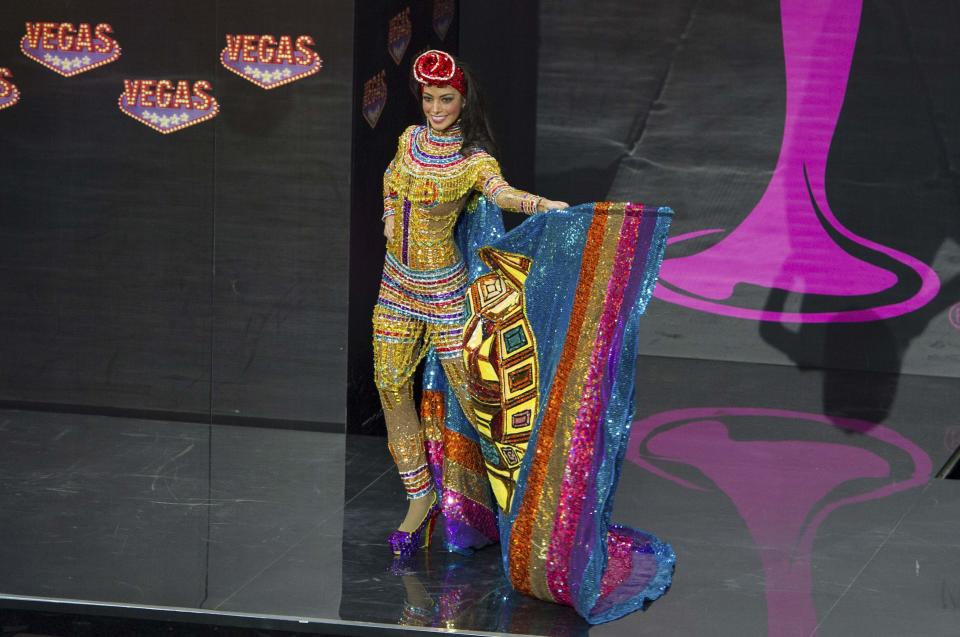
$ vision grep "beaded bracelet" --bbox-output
[520,194,542,214]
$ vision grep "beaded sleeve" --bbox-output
[382,159,398,220]
[382,126,416,220]
[473,154,542,215]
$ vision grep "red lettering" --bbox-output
[139,80,156,107]
[122,79,141,105]
[173,80,192,109]
[23,23,109,52]
[41,22,57,49]
[241,35,257,62]
[257,35,276,64]
[93,23,115,53]
[295,35,316,65]
[224,34,243,62]
[224,33,317,66]
[57,23,75,51]
[75,23,93,51]
[155,80,173,108]
[274,35,294,64]
[192,80,213,110]
[24,23,43,49]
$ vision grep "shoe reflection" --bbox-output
[388,552,589,635]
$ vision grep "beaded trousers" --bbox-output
[373,254,474,499]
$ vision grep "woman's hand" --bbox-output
[383,214,395,241]
[537,198,569,212]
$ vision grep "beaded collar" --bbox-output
[426,121,463,144]
[392,121,496,208]
[410,122,467,170]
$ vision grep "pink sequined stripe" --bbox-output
[598,528,635,598]
[443,489,499,542]
[545,204,643,604]
[425,439,444,494]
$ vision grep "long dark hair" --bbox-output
[420,56,499,159]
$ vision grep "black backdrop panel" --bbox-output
[0,1,216,415]
[534,0,703,208]
[459,0,540,221]
[211,1,352,426]
[0,1,353,425]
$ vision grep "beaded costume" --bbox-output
[376,49,675,625]
[373,121,541,504]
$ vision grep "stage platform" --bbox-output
[1,355,958,637]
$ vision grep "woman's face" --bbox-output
[421,84,464,132]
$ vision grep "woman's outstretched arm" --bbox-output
[474,156,568,214]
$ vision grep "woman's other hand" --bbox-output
[537,198,569,212]
[384,214,395,241]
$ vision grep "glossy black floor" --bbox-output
[1,355,958,637]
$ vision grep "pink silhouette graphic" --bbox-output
[629,408,931,637]
[655,0,940,322]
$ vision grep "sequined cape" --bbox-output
[420,197,676,624]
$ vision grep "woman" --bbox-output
[375,50,675,624]
[374,50,567,551]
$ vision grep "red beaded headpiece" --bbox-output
[413,49,466,96]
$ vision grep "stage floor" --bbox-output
[1,355,958,637]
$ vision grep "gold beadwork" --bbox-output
[381,124,540,271]
[387,428,426,469]
[374,122,543,497]
[378,381,413,411]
